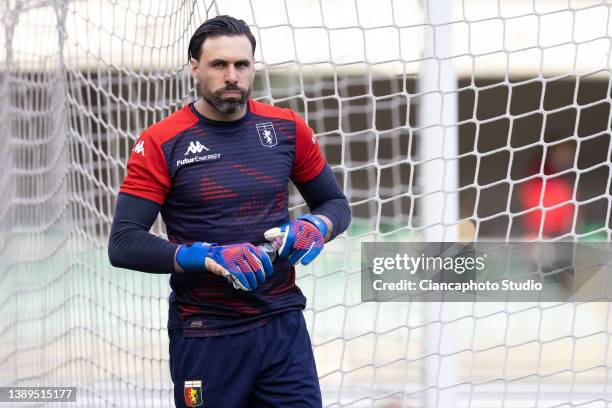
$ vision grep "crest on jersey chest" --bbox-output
[255,122,278,147]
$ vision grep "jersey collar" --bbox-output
[188,99,252,127]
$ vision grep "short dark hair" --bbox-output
[188,15,256,62]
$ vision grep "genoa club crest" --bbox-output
[256,122,278,147]
[184,380,203,407]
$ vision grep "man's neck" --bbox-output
[194,98,248,122]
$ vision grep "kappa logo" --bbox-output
[184,380,203,407]
[185,141,209,155]
[256,122,277,147]
[132,140,145,156]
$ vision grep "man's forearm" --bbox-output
[311,197,350,241]
[296,165,352,241]
[108,193,179,274]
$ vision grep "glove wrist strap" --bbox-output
[176,242,214,273]
[298,214,328,238]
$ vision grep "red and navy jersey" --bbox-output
[119,99,326,335]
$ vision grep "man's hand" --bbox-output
[264,214,328,266]
[175,242,273,291]
[207,243,273,291]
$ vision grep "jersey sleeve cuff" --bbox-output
[119,186,166,205]
[291,160,326,183]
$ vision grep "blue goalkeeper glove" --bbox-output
[264,214,328,266]
[175,242,273,291]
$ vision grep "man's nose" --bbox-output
[225,65,238,83]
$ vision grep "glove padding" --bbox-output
[176,242,273,291]
[207,243,274,291]
[264,214,328,266]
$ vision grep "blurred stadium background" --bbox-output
[1,0,612,406]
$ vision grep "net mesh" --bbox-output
[1,0,612,406]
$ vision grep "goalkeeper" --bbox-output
[108,15,351,408]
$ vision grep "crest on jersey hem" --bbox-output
[184,380,203,407]
[256,122,278,147]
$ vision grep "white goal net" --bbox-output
[2,0,612,407]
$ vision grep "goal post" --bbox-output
[2,0,612,407]
[418,1,460,407]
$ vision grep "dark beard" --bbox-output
[199,83,251,115]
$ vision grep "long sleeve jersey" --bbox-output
[116,99,332,336]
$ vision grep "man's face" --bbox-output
[191,35,255,115]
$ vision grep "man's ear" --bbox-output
[190,57,199,78]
